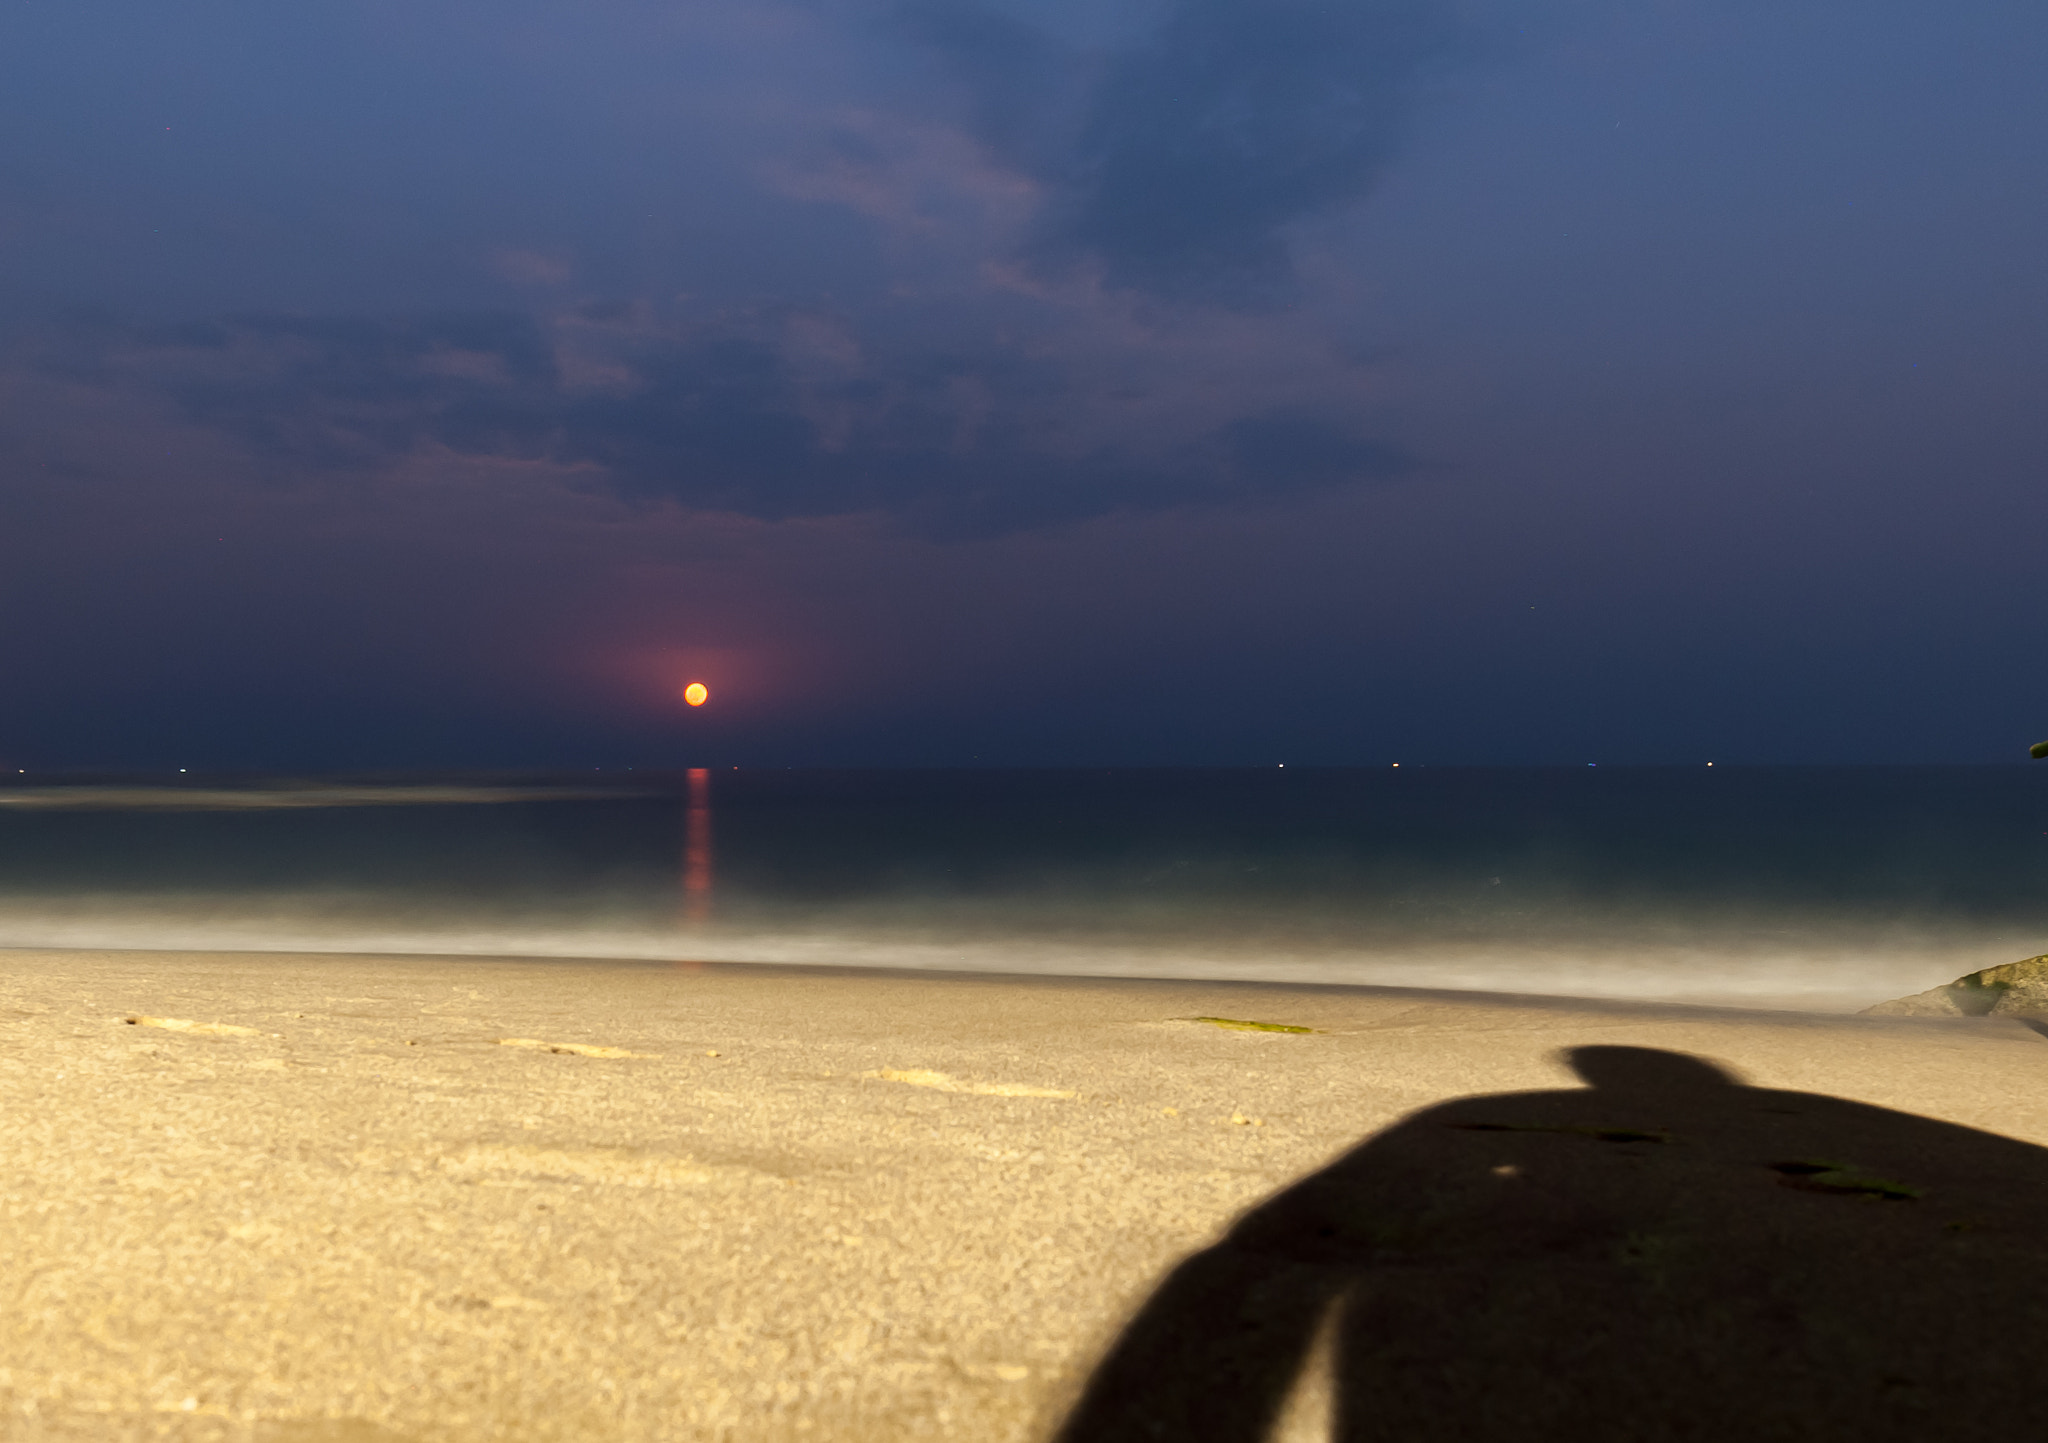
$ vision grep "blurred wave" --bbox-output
[0,782,637,810]
[2,766,2044,1012]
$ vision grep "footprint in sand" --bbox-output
[125,1016,262,1037]
[1175,1016,1317,1034]
[439,1143,727,1188]
[866,1068,1074,1099]
[494,1038,658,1059]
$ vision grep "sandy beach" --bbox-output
[4,947,2046,1441]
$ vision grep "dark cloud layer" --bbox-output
[903,0,1465,298]
[6,0,1445,538]
[63,307,1412,534]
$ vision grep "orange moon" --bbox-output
[683,682,709,707]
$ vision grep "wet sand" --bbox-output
[3,947,2045,1441]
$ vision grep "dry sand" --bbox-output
[3,948,2045,1442]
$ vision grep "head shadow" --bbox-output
[1560,1043,1738,1093]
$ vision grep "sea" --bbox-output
[3,765,2046,1013]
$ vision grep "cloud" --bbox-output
[1220,412,1413,490]
[898,0,1467,300]
[48,301,1415,535]
[887,0,1083,178]
[63,311,556,479]
[3,1,1446,542]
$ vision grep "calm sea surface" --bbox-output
[4,766,2046,1011]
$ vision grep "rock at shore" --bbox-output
[1863,954,2048,1020]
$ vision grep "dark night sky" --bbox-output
[3,0,2045,769]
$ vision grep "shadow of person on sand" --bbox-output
[1054,1046,2048,1442]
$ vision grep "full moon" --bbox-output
[683,682,709,707]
